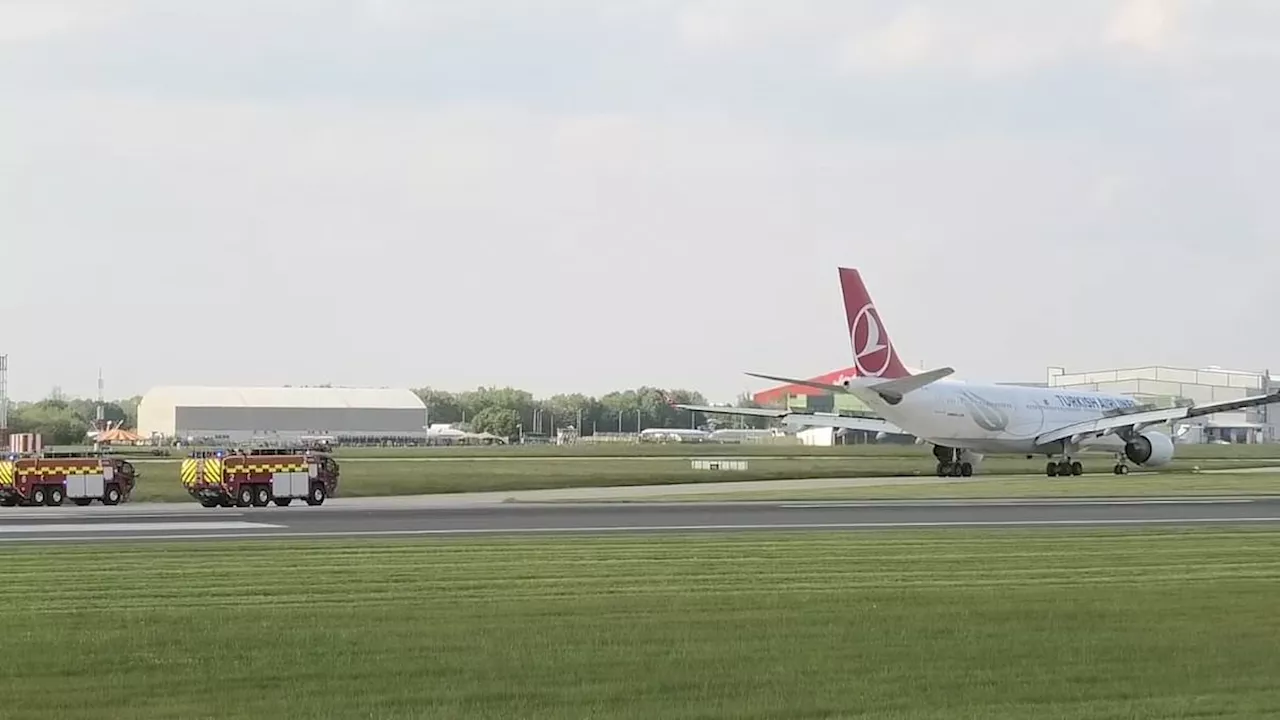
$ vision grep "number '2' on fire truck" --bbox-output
[0,451,138,507]
[181,447,339,508]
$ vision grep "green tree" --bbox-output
[469,406,519,439]
[9,400,92,444]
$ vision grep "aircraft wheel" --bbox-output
[1046,462,1058,477]
[1071,461,1083,476]
[936,462,951,477]
[960,462,973,477]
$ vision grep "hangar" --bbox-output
[136,386,428,443]
[1047,365,1279,444]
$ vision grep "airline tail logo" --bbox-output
[839,267,910,379]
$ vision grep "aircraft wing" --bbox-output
[676,403,907,435]
[1034,390,1280,447]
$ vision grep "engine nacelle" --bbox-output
[1124,430,1175,467]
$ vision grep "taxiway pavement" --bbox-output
[4,495,1280,544]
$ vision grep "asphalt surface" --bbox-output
[4,495,1280,544]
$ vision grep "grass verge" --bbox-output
[633,471,1280,502]
[122,455,1280,503]
[3,531,1280,719]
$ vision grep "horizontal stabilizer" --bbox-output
[743,372,852,394]
[865,367,954,404]
[674,404,790,418]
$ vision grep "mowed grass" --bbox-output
[3,531,1280,719]
[641,471,1280,502]
[123,453,1280,503]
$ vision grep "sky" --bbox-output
[3,0,1279,403]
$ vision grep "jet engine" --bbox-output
[1124,430,1175,467]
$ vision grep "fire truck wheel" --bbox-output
[199,498,218,508]
[32,487,47,506]
[103,485,122,506]
[237,486,253,507]
[306,482,326,506]
[273,498,292,507]
[1,497,16,507]
[253,486,271,507]
[73,498,92,507]
[47,487,65,506]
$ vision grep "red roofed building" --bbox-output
[752,366,873,414]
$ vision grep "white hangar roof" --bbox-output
[140,386,426,410]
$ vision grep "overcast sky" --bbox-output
[3,0,1278,403]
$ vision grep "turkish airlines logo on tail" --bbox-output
[850,303,893,377]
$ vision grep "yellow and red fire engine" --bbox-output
[0,450,138,507]
[181,446,339,507]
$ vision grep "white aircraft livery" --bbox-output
[694,267,1280,478]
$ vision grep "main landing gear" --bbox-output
[1045,459,1083,477]
[933,446,974,478]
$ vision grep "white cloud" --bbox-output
[0,2,83,43]
[1105,0,1182,53]
[837,6,936,72]
[675,0,839,51]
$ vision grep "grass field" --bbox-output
[122,452,1280,503]
[3,531,1280,719]
[633,470,1280,502]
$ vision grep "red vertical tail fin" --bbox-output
[838,267,911,379]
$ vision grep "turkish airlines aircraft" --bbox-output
[712,267,1280,478]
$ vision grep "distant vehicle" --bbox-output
[181,446,339,508]
[741,267,1280,478]
[0,450,138,507]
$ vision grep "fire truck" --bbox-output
[181,446,339,507]
[0,450,138,507]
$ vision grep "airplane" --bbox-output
[713,267,1280,478]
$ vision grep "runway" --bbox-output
[4,495,1280,543]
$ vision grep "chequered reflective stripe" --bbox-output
[20,466,102,476]
[180,459,197,488]
[0,462,13,487]
[225,463,307,473]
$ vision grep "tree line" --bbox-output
[1,386,769,445]
[412,386,770,438]
[4,396,141,445]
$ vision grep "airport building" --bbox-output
[136,386,428,444]
[1046,365,1279,443]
